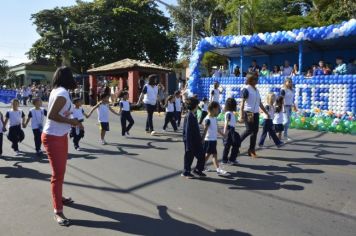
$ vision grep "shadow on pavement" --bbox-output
[0,164,51,179]
[69,204,251,236]
[201,171,308,191]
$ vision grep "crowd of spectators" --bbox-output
[214,57,356,79]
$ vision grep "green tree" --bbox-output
[0,60,9,79]
[28,0,178,71]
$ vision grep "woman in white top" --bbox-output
[210,81,221,103]
[239,72,270,158]
[41,67,80,226]
[137,75,159,135]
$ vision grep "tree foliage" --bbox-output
[0,60,9,79]
[172,0,354,57]
[28,0,179,71]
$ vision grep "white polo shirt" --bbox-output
[97,103,109,123]
[120,100,130,111]
[225,111,236,127]
[175,98,182,112]
[242,85,261,113]
[72,107,85,121]
[143,85,158,105]
[211,89,220,102]
[166,102,175,112]
[263,105,275,120]
[204,116,218,141]
[281,88,295,106]
[29,108,47,129]
[273,110,284,125]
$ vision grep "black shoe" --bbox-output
[181,172,195,179]
[193,169,207,177]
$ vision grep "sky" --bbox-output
[0,0,177,66]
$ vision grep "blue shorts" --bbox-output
[274,124,284,132]
[100,122,110,131]
[204,140,217,154]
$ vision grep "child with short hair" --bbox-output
[118,91,134,137]
[88,94,120,145]
[70,98,87,150]
[274,96,285,140]
[0,111,5,157]
[174,91,182,128]
[24,97,47,155]
[4,99,25,155]
[222,98,241,165]
[199,98,209,124]
[182,97,206,178]
[202,101,227,175]
[258,92,284,148]
[163,95,178,132]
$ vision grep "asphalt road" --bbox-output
[0,104,355,236]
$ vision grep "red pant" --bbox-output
[42,133,68,213]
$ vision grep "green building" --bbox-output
[9,60,56,86]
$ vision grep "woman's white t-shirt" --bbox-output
[211,89,220,102]
[43,87,72,136]
[98,103,109,122]
[243,85,261,113]
[143,85,158,105]
[281,88,294,106]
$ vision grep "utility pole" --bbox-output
[238,5,244,36]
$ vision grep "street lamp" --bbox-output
[238,5,244,36]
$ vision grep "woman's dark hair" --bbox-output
[245,72,258,85]
[225,98,237,112]
[185,97,199,111]
[52,66,77,90]
[275,96,284,113]
[208,101,220,113]
[148,74,158,86]
[119,91,128,98]
[100,93,109,100]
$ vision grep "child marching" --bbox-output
[274,96,285,140]
[222,98,240,165]
[118,91,134,137]
[258,92,284,148]
[4,99,25,155]
[202,101,227,175]
[181,97,206,178]
[88,94,120,145]
[70,98,88,151]
[163,95,178,132]
[24,97,47,156]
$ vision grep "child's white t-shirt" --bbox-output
[225,111,236,127]
[72,107,85,121]
[98,103,109,123]
[120,101,130,111]
[175,98,182,112]
[204,116,218,141]
[6,110,25,127]
[263,105,275,120]
[29,108,47,129]
[273,111,284,125]
[166,102,175,112]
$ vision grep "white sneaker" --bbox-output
[216,168,227,175]
[76,147,82,151]
[151,131,157,136]
[101,140,107,145]
[204,168,212,172]
[15,151,20,156]
[125,132,131,137]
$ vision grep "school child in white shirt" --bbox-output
[118,91,134,137]
[88,94,120,145]
[258,93,284,148]
[24,97,47,155]
[70,98,88,150]
[222,98,241,165]
[174,91,183,128]
[4,99,25,155]
[273,96,285,140]
[0,111,5,157]
[199,98,209,125]
[202,101,227,175]
[163,95,178,132]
